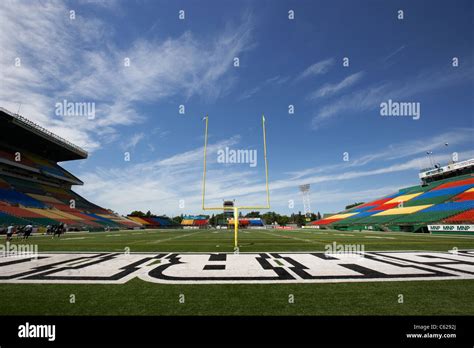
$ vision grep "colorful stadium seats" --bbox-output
[432,177,474,191]
[453,188,474,202]
[444,209,474,223]
[125,216,175,227]
[0,175,142,230]
[311,174,474,230]
[368,203,401,211]
[412,185,472,200]
[0,188,45,208]
[181,216,209,227]
[373,205,433,216]
[384,193,423,204]
[0,211,29,225]
[357,197,394,208]
[421,201,474,212]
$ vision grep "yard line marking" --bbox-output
[148,231,206,244]
[258,231,324,245]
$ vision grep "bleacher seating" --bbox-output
[228,218,265,226]
[125,215,176,228]
[0,108,146,231]
[444,209,474,223]
[453,188,474,202]
[432,177,474,191]
[0,174,142,230]
[181,216,209,227]
[311,174,474,231]
[0,148,79,183]
[0,188,46,207]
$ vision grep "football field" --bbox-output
[1,228,474,315]
[5,227,474,252]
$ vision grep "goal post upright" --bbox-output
[201,114,270,249]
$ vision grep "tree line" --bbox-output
[128,210,323,226]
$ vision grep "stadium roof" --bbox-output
[0,107,88,161]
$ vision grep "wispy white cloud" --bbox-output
[382,45,406,63]
[296,58,334,81]
[75,136,244,214]
[312,66,474,129]
[308,71,364,100]
[121,133,145,151]
[237,75,289,101]
[0,1,255,151]
[285,128,473,181]
[238,86,262,101]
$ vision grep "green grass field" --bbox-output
[1,228,474,315]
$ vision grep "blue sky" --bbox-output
[0,0,473,216]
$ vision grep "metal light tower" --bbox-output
[299,184,311,221]
[426,151,434,168]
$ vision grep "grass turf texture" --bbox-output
[1,228,474,315]
[5,228,474,252]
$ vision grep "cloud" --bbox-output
[285,128,473,180]
[74,136,244,214]
[312,65,474,129]
[0,1,255,151]
[237,75,289,101]
[121,133,145,151]
[382,45,406,63]
[155,135,240,168]
[308,71,364,100]
[296,58,334,81]
[238,86,262,101]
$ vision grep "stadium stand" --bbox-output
[181,215,209,227]
[0,107,142,231]
[444,209,474,223]
[311,169,474,233]
[126,216,176,228]
[453,188,474,202]
[227,218,265,227]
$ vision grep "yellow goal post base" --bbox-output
[201,114,270,249]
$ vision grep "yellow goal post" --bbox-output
[201,115,270,249]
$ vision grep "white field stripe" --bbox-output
[146,231,206,245]
[258,231,323,244]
